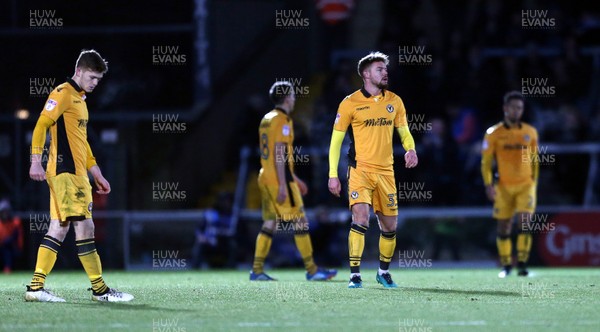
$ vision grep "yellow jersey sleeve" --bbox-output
[328,130,345,177]
[333,98,352,132]
[530,127,539,183]
[40,88,69,123]
[481,131,496,186]
[271,116,291,144]
[86,141,97,170]
[394,97,408,128]
[30,114,54,155]
[396,126,415,151]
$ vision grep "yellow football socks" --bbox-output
[77,238,108,294]
[349,223,367,273]
[30,235,62,290]
[517,233,533,263]
[294,233,318,275]
[252,228,273,274]
[496,235,512,266]
[379,231,396,270]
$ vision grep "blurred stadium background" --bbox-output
[1,0,599,274]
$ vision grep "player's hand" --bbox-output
[276,184,288,204]
[485,185,495,202]
[294,175,308,196]
[328,177,341,197]
[94,175,111,194]
[29,161,47,181]
[405,150,418,168]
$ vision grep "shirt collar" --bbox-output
[66,77,86,98]
[360,87,385,99]
[503,120,522,129]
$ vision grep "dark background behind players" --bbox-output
[1,0,599,269]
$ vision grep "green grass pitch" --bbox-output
[1,268,599,331]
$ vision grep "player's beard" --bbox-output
[375,78,388,90]
[506,114,521,124]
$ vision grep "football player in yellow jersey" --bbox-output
[481,91,539,278]
[328,52,418,288]
[250,81,337,281]
[26,50,133,302]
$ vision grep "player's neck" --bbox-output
[363,84,382,97]
[276,104,291,114]
[71,75,83,89]
[504,118,520,128]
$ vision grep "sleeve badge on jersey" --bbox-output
[482,139,489,150]
[334,113,341,124]
[386,104,394,113]
[45,99,58,111]
[282,124,290,137]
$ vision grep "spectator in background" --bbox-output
[420,118,459,205]
[558,104,587,143]
[446,101,479,147]
[191,192,236,268]
[0,198,23,273]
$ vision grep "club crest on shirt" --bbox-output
[523,134,530,142]
[386,104,394,113]
[282,125,290,136]
[45,99,58,111]
[351,191,359,199]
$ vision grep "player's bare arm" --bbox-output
[29,154,46,181]
[397,126,418,168]
[293,174,308,196]
[274,142,287,204]
[485,185,496,202]
[89,165,111,195]
[404,150,418,168]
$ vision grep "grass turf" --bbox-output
[1,268,599,331]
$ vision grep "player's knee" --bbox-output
[377,215,397,232]
[74,219,95,239]
[351,210,369,225]
[380,222,397,233]
[46,220,69,241]
[496,219,511,235]
[352,213,369,225]
[261,220,276,232]
[516,213,531,228]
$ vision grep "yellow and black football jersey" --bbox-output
[333,88,408,175]
[38,78,93,177]
[258,108,295,186]
[482,121,539,186]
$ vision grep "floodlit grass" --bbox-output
[1,268,599,331]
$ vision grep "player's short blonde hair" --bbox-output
[269,81,294,105]
[357,51,389,77]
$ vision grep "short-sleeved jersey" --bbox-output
[333,88,407,175]
[258,108,295,186]
[482,121,538,186]
[40,78,89,177]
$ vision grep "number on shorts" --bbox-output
[387,193,397,207]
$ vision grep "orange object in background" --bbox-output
[0,216,23,250]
